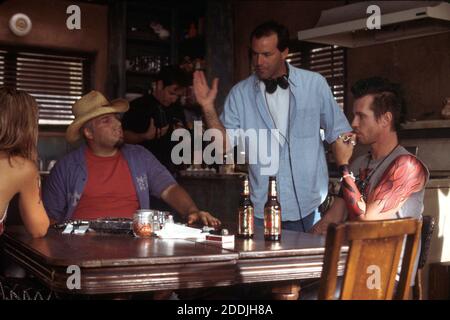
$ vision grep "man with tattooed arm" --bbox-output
[297,77,429,299]
[312,77,428,232]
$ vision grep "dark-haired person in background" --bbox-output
[121,65,191,173]
[193,20,351,232]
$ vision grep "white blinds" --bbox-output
[287,43,346,110]
[0,48,90,125]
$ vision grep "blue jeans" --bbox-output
[255,209,320,233]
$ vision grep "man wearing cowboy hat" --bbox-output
[43,90,221,227]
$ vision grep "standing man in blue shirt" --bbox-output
[193,20,352,232]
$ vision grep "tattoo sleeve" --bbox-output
[367,155,426,215]
[342,155,426,220]
[340,167,365,220]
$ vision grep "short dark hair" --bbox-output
[351,77,405,131]
[156,65,191,88]
[250,20,290,52]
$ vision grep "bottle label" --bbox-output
[238,207,254,236]
[264,207,281,236]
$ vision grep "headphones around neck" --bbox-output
[262,63,290,94]
[263,75,289,94]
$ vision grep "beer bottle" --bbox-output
[238,176,254,239]
[264,176,281,241]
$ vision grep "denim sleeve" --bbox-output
[143,150,177,198]
[42,161,68,223]
[319,76,352,144]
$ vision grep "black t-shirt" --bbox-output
[121,94,186,172]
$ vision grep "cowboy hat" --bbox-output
[66,90,129,144]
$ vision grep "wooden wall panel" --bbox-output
[0,0,108,93]
[347,33,450,121]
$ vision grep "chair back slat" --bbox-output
[395,228,421,299]
[319,218,422,300]
[319,224,345,300]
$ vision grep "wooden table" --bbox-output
[1,225,347,299]
[232,229,347,300]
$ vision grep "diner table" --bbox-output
[1,225,347,299]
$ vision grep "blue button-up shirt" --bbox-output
[220,64,352,221]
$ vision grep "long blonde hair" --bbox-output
[0,87,39,161]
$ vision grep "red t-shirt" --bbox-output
[72,149,139,220]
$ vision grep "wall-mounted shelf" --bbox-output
[127,32,171,45]
[123,1,206,95]
[126,70,159,77]
[401,119,450,130]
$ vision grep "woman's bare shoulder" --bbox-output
[0,156,37,199]
[4,156,38,178]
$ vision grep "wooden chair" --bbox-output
[318,218,422,300]
[412,215,435,300]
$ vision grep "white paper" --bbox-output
[73,225,89,235]
[155,223,206,239]
[62,224,74,234]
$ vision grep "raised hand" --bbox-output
[192,71,219,110]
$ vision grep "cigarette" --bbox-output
[338,134,351,142]
[338,134,356,146]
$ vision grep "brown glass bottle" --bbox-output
[264,176,281,241]
[238,176,254,239]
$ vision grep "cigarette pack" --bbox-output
[205,234,235,243]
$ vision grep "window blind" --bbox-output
[287,42,346,110]
[0,48,91,125]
